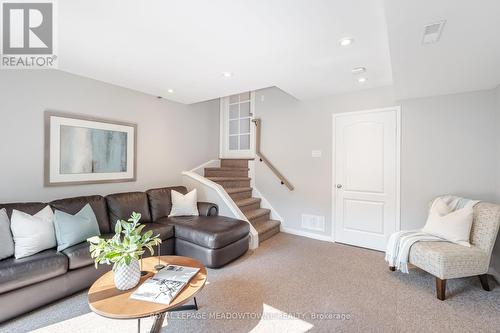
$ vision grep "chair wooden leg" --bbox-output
[389,266,396,271]
[436,278,446,301]
[479,274,491,291]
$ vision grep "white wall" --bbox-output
[401,90,498,229]
[0,70,219,203]
[253,86,396,237]
[254,86,500,274]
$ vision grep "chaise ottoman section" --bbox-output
[163,215,250,268]
[175,236,249,268]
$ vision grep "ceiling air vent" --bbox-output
[422,20,446,45]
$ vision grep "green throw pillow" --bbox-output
[54,204,101,251]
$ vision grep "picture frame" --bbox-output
[44,111,137,186]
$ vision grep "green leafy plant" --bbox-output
[88,212,161,271]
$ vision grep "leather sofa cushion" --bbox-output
[61,223,173,270]
[164,216,250,249]
[147,186,187,221]
[144,223,174,241]
[106,192,152,229]
[61,242,93,270]
[0,249,68,294]
[50,195,111,234]
[0,202,47,219]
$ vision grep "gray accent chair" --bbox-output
[392,201,500,300]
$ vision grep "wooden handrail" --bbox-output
[252,119,294,191]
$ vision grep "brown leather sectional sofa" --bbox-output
[0,186,250,322]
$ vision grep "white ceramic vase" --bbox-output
[114,259,140,291]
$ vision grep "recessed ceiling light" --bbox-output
[352,67,366,74]
[223,72,233,78]
[358,77,367,83]
[167,89,174,93]
[339,37,354,47]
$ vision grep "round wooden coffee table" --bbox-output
[88,256,207,333]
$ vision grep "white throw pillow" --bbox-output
[11,206,57,258]
[168,189,199,217]
[422,198,474,247]
[431,198,453,216]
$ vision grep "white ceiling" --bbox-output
[385,0,500,100]
[58,0,392,104]
[58,1,500,104]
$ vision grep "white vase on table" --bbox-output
[114,259,140,291]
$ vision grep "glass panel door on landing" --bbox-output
[220,91,255,158]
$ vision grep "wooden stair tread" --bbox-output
[235,197,261,207]
[253,219,281,234]
[225,187,252,194]
[207,177,251,181]
[245,208,271,220]
[209,158,281,243]
[220,158,255,160]
[205,167,249,171]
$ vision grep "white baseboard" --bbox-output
[281,227,334,242]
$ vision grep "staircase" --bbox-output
[204,159,281,243]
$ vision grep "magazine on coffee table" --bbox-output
[130,265,200,305]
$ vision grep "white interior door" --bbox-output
[220,92,255,159]
[333,107,400,251]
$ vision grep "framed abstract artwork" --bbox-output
[44,111,137,186]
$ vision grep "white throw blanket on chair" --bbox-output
[385,230,441,273]
[385,195,479,273]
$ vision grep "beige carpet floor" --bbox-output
[1,233,499,333]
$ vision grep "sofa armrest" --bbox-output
[197,202,218,216]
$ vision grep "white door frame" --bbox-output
[219,92,256,159]
[331,106,401,246]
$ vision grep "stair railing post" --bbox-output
[252,118,294,191]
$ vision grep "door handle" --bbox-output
[336,184,343,189]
